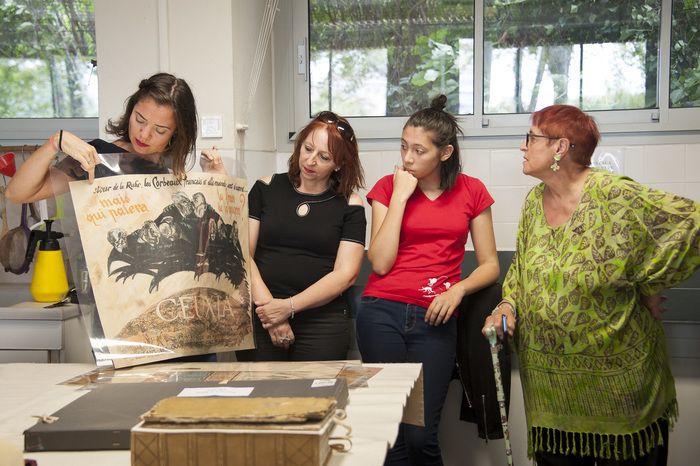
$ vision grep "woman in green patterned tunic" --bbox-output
[483,105,700,465]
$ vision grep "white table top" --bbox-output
[0,362,423,466]
[0,303,80,321]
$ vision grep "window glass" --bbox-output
[309,0,475,117]
[0,0,97,118]
[483,0,661,114]
[670,0,700,108]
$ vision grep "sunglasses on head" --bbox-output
[315,111,356,143]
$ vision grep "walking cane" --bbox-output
[485,315,514,466]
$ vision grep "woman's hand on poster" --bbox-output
[391,166,418,203]
[200,147,227,174]
[268,322,295,349]
[425,287,462,326]
[55,130,100,183]
[255,298,293,328]
[642,294,668,320]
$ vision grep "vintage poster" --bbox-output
[69,173,253,368]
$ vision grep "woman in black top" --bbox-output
[237,112,366,361]
[6,72,224,204]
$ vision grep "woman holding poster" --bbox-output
[6,72,224,204]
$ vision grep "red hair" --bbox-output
[531,105,600,166]
[287,118,364,198]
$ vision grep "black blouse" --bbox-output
[249,173,366,310]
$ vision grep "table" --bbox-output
[0,362,423,466]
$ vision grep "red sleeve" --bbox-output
[464,174,494,219]
[366,175,394,208]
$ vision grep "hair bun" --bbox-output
[138,78,149,89]
[430,94,447,111]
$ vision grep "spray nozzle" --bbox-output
[25,219,65,262]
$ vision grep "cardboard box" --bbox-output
[131,396,339,466]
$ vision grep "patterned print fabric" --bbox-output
[503,169,700,459]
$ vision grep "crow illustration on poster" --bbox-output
[106,191,246,292]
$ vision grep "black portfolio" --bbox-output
[24,378,348,452]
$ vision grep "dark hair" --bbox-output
[288,112,365,198]
[531,105,600,166]
[404,94,462,190]
[105,73,198,180]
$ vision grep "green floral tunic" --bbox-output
[503,169,700,460]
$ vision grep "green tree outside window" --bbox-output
[670,0,700,107]
[309,0,700,116]
[0,0,96,118]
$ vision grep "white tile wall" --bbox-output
[342,142,700,252]
[239,149,277,184]
[1,141,698,284]
[620,145,645,182]
[378,150,401,177]
[489,149,535,187]
[492,222,519,251]
[643,144,686,183]
[685,144,700,182]
[686,183,700,201]
[488,186,530,223]
[463,149,491,185]
[358,151,384,191]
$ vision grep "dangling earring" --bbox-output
[550,153,562,172]
[334,167,340,172]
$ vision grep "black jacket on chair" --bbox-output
[454,282,511,440]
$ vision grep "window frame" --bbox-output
[0,118,98,146]
[290,0,699,140]
[0,0,98,145]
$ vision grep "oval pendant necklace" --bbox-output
[296,203,310,217]
[296,195,337,217]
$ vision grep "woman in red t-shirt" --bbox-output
[357,95,500,466]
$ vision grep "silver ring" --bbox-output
[280,336,290,342]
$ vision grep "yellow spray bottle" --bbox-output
[28,219,69,303]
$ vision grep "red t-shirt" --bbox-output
[363,173,494,308]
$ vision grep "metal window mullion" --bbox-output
[579,43,584,108]
[295,0,700,140]
[473,0,485,130]
[657,0,672,125]
[0,118,98,145]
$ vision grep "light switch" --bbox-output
[201,116,223,138]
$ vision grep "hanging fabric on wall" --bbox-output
[240,0,280,128]
[235,0,280,172]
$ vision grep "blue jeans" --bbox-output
[356,297,457,466]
